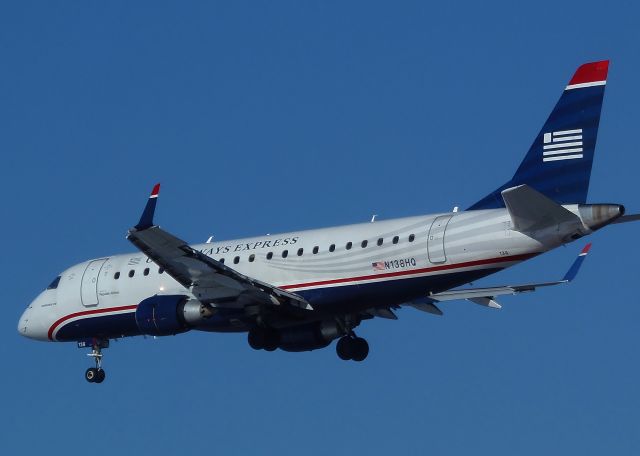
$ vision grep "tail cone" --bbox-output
[578,204,625,231]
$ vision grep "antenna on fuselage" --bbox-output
[371,214,378,222]
[206,236,214,243]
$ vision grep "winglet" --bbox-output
[135,183,160,230]
[563,243,592,282]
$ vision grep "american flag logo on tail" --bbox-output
[542,129,583,162]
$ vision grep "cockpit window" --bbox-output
[47,276,61,290]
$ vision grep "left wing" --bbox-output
[126,184,313,311]
[421,243,591,310]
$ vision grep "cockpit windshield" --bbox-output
[46,276,61,290]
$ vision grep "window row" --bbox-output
[219,233,416,265]
[114,267,164,280]
[112,233,417,276]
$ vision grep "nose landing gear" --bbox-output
[80,339,108,383]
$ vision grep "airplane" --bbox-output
[18,60,639,383]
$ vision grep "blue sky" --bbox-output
[2,1,640,454]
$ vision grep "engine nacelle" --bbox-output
[278,321,342,352]
[135,295,192,336]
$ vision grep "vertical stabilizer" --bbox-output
[469,60,609,210]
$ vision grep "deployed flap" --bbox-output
[468,297,502,309]
[365,307,398,320]
[409,301,443,316]
[501,184,581,232]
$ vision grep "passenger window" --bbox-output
[329,244,336,252]
[249,254,255,262]
[114,272,120,280]
[219,258,225,264]
[282,250,288,258]
[128,270,135,278]
[234,256,240,264]
[377,238,383,246]
[409,234,415,242]
[158,268,164,274]
[47,276,61,289]
[392,236,399,244]
[361,240,368,248]
[267,252,273,260]
[143,268,149,276]
[313,246,319,254]
[297,248,304,256]
[346,242,352,250]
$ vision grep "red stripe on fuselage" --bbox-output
[48,252,538,340]
[280,252,538,290]
[48,304,138,341]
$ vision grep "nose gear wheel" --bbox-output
[84,339,108,383]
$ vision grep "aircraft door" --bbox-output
[428,215,453,263]
[81,259,108,307]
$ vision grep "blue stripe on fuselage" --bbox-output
[55,267,503,341]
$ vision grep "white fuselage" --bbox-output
[18,205,591,343]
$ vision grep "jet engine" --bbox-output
[135,295,209,336]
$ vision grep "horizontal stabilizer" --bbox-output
[501,184,580,232]
[612,213,640,224]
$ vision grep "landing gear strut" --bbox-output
[83,339,108,383]
[336,335,369,362]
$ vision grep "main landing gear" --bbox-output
[336,335,369,362]
[246,317,370,361]
[82,339,108,384]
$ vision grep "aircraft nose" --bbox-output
[18,303,49,341]
[17,306,32,337]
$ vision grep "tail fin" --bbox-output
[469,60,609,210]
